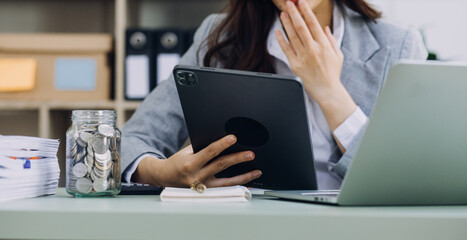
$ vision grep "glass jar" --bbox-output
[66,110,121,197]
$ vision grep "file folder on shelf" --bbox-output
[154,29,185,86]
[125,29,155,100]
[125,28,195,100]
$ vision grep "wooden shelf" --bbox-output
[0,0,228,186]
[0,100,115,110]
[122,101,142,110]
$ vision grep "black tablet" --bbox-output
[173,65,317,190]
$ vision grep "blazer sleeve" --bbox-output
[121,14,220,174]
[331,29,428,179]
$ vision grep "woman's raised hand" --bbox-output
[275,0,357,136]
[133,135,262,188]
[275,0,344,104]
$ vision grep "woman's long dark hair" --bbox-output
[202,0,381,73]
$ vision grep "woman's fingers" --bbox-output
[194,135,237,167]
[276,29,297,60]
[325,26,343,58]
[206,170,262,188]
[296,0,328,44]
[280,12,304,53]
[285,1,315,48]
[198,151,255,179]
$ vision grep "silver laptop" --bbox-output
[265,61,467,206]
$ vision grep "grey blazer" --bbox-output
[121,6,428,182]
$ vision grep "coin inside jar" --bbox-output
[95,160,112,171]
[79,132,93,143]
[67,110,121,197]
[98,124,115,137]
[72,162,88,178]
[90,169,97,181]
[75,146,87,162]
[93,167,110,179]
[76,138,87,147]
[76,178,93,194]
[88,135,109,154]
[80,124,98,132]
[94,150,111,162]
[93,178,109,192]
[87,144,94,157]
[85,154,94,165]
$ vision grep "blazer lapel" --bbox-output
[340,7,391,115]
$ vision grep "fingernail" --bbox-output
[280,12,286,19]
[228,135,236,144]
[287,1,294,8]
[254,170,262,178]
[245,152,254,160]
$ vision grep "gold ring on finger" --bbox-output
[190,181,207,193]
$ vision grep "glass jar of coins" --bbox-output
[66,110,121,197]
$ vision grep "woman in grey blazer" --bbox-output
[122,0,427,189]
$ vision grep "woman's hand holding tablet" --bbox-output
[132,135,262,188]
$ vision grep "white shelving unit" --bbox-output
[0,0,228,185]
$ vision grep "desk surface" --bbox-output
[1,188,467,240]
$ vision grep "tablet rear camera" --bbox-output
[175,70,197,87]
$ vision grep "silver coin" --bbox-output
[93,168,103,178]
[85,154,94,165]
[79,132,93,143]
[95,160,112,171]
[98,124,115,137]
[89,135,109,154]
[84,158,94,172]
[75,147,87,161]
[90,169,97,181]
[93,167,109,179]
[86,164,93,174]
[93,178,109,192]
[84,155,94,174]
[87,145,94,157]
[76,138,86,147]
[72,163,88,178]
[95,150,111,162]
[80,124,98,132]
[76,178,93,194]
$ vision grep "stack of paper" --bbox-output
[160,186,252,203]
[0,135,60,202]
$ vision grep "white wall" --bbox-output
[367,0,467,60]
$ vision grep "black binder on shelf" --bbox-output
[125,29,156,100]
[125,28,195,100]
[154,29,185,86]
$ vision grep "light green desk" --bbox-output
[1,188,467,240]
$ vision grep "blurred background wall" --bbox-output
[368,0,467,61]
